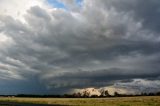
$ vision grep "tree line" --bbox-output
[0,91,160,98]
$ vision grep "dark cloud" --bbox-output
[43,68,160,89]
[0,0,160,94]
[106,0,160,33]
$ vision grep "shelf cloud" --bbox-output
[0,0,160,94]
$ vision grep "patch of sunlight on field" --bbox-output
[0,96,160,106]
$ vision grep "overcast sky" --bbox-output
[0,0,160,95]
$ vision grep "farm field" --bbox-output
[0,96,160,106]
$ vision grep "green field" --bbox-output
[0,96,160,106]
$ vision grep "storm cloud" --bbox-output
[0,0,160,94]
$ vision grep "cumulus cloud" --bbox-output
[73,79,160,96]
[0,0,160,94]
[114,79,160,94]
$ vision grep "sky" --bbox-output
[0,0,160,95]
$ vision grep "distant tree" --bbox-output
[104,90,110,97]
[63,94,74,98]
[72,92,81,98]
[141,92,148,96]
[91,95,98,98]
[148,93,155,96]
[77,92,82,97]
[114,92,120,97]
[100,90,105,97]
[156,92,160,96]
[83,91,90,97]
[100,90,111,97]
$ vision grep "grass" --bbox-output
[0,96,160,106]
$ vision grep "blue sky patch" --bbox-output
[47,0,83,9]
[76,0,83,7]
[47,0,66,9]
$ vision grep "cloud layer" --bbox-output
[0,0,160,94]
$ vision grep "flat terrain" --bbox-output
[0,96,160,106]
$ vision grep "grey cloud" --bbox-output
[27,6,51,20]
[0,0,160,94]
[96,0,160,33]
[43,68,160,89]
[114,79,160,94]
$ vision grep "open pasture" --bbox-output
[0,96,160,106]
